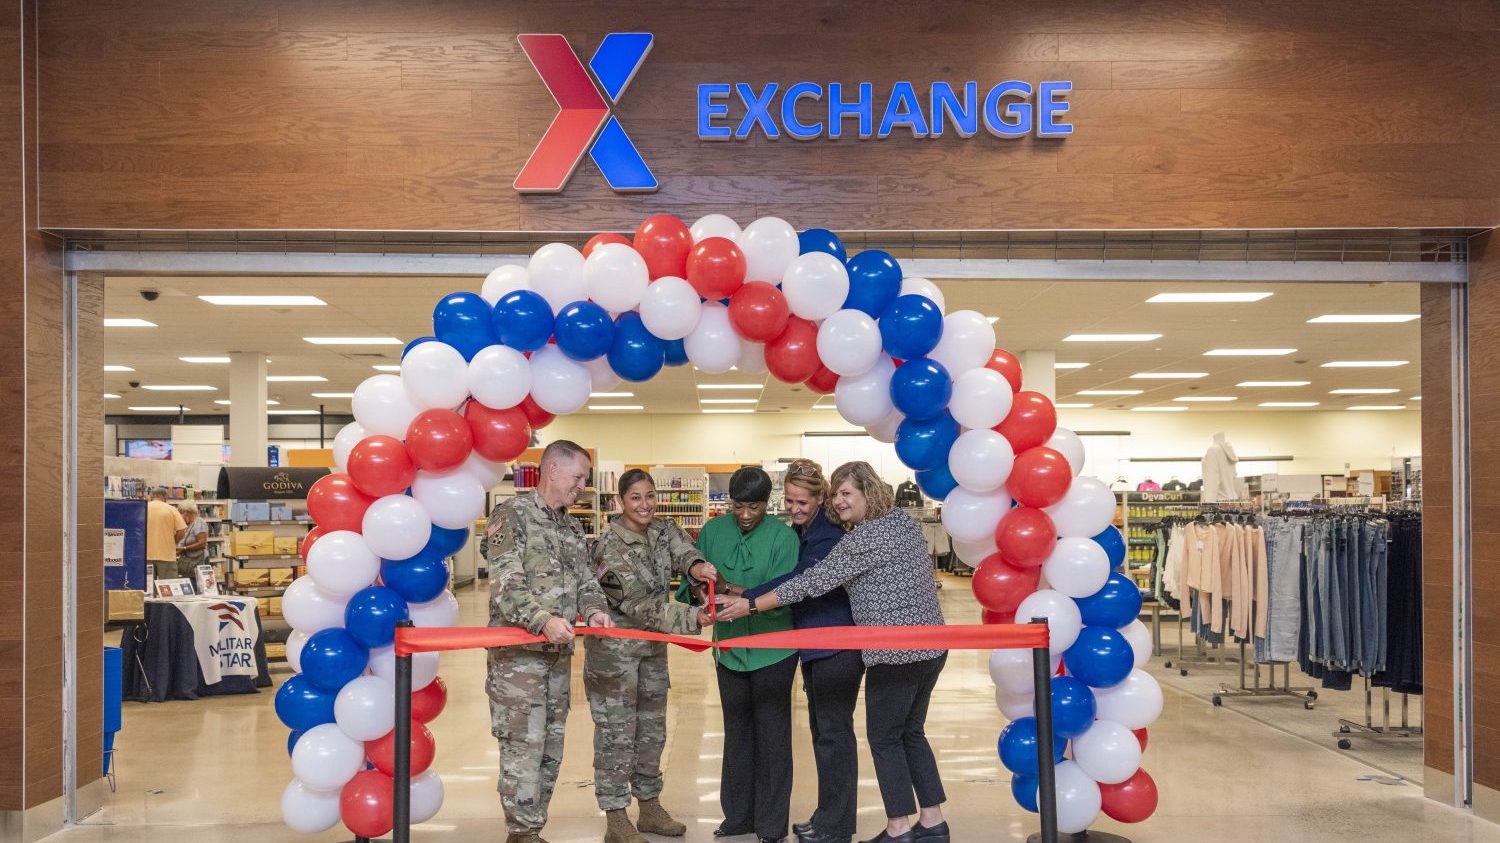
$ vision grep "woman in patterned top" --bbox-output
[717,461,949,843]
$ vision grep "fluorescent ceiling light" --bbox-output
[1321,360,1408,368]
[1307,314,1419,324]
[104,365,134,372]
[812,404,838,409]
[1132,406,1187,412]
[1204,348,1296,356]
[142,384,216,391]
[214,399,279,406]
[1238,380,1310,387]
[589,392,635,398]
[985,316,1000,324]
[700,398,758,405]
[128,406,187,412]
[1130,372,1207,380]
[303,336,401,345]
[1054,403,1094,409]
[372,365,401,372]
[1064,333,1161,342]
[1412,396,1422,401]
[1260,402,1319,408]
[103,393,120,399]
[1078,389,1142,396]
[270,409,321,415]
[1347,405,1407,411]
[1147,292,1272,303]
[697,383,762,390]
[588,405,644,411]
[179,356,231,364]
[104,318,157,327]
[310,392,355,399]
[702,409,754,414]
[267,375,327,382]
[200,295,327,306]
[1329,388,1399,395]
[1055,362,1089,370]
[1173,396,1237,402]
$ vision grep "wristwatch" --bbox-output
[747,600,760,617]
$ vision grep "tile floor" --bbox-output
[55,576,1493,843]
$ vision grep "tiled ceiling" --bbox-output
[101,274,1422,416]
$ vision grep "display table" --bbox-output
[120,596,271,702]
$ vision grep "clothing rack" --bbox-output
[1212,640,1318,710]
[1335,676,1422,749]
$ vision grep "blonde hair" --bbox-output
[827,461,895,523]
[783,458,829,501]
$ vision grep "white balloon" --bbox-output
[290,723,365,793]
[1041,537,1111,600]
[1045,476,1117,538]
[480,264,530,306]
[334,674,396,742]
[1052,760,1103,835]
[409,590,460,628]
[400,341,470,411]
[305,530,380,598]
[352,374,421,439]
[736,341,768,375]
[1046,428,1086,476]
[865,408,905,444]
[941,487,1011,542]
[929,310,996,377]
[467,345,532,410]
[528,345,591,414]
[410,770,446,824]
[951,534,998,566]
[583,355,621,392]
[989,647,1037,696]
[361,495,433,561]
[1072,719,1141,785]
[690,213,741,243]
[331,422,366,472]
[1014,588,1083,652]
[1119,620,1153,669]
[995,687,1036,721]
[368,644,440,692]
[411,469,486,530]
[639,275,702,340]
[1093,668,1164,729]
[816,309,882,377]
[584,242,650,312]
[527,243,588,315]
[281,778,342,834]
[948,429,1016,493]
[899,277,946,313]
[461,451,506,489]
[949,368,1016,431]
[782,252,851,321]
[738,216,800,284]
[834,355,896,426]
[285,629,310,673]
[683,302,741,374]
[282,578,351,635]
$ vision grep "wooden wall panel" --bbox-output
[1421,279,1455,777]
[1464,231,1500,791]
[31,0,1500,233]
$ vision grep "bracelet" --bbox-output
[747,600,760,616]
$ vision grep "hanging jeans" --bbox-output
[1255,518,1302,664]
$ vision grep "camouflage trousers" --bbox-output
[488,648,572,833]
[584,637,671,811]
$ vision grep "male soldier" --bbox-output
[487,439,614,843]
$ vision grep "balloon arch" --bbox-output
[273,214,1163,837]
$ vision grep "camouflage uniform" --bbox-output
[486,490,609,835]
[585,516,705,811]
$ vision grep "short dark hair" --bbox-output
[729,466,772,503]
[540,439,590,471]
[618,468,654,497]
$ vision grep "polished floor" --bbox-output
[59,577,1494,843]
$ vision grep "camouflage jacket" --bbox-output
[486,490,608,653]
[592,516,705,636]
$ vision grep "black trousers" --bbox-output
[864,653,948,818]
[717,654,797,838]
[803,650,865,836]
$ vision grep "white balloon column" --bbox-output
[276,213,1158,836]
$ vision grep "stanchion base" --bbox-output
[1027,832,1132,843]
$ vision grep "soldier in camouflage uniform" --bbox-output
[586,469,719,843]
[486,440,615,843]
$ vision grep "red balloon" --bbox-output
[981,609,1015,625]
[306,473,375,533]
[986,348,1024,393]
[583,232,631,257]
[464,401,531,462]
[340,770,395,838]
[405,409,474,473]
[805,365,839,395]
[365,723,436,777]
[1133,728,1148,752]
[1008,447,1073,509]
[764,317,821,383]
[519,394,554,430]
[686,236,746,300]
[996,390,1057,453]
[971,555,1041,614]
[299,525,327,562]
[346,435,417,498]
[728,281,790,343]
[1099,768,1158,824]
[994,506,1057,568]
[411,676,448,723]
[633,214,692,279]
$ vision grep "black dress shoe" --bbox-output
[912,822,950,843]
[715,823,752,838]
[759,838,787,843]
[799,829,852,843]
[794,821,815,837]
[857,832,914,843]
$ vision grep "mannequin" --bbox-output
[1201,432,1240,502]
[1162,475,1186,492]
[1136,477,1161,492]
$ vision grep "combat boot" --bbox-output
[506,833,549,843]
[605,808,649,843]
[636,798,687,836]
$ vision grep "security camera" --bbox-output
[139,288,159,302]
[127,380,141,388]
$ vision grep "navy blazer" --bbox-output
[744,509,855,662]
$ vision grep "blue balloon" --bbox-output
[915,463,958,500]
[381,554,451,605]
[1011,774,1040,813]
[1092,525,1127,570]
[998,716,1066,778]
[880,294,943,360]
[1076,572,1144,629]
[843,250,903,317]
[553,300,615,361]
[274,674,337,731]
[890,358,952,421]
[433,291,498,360]
[287,729,306,757]
[1065,625,1135,690]
[492,290,555,353]
[1049,675,1099,739]
[427,524,471,558]
[300,628,370,693]
[607,312,666,382]
[401,336,437,359]
[895,411,960,472]
[344,586,410,649]
[664,338,689,367]
[798,227,847,262]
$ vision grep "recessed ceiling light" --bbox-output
[104,365,134,372]
[1412,396,1422,401]
[103,393,120,399]
[267,375,327,382]
[1064,333,1162,342]
[104,318,157,327]
[812,404,839,409]
[128,406,188,412]
[200,295,327,306]
[270,410,321,416]
[985,316,1000,324]
[1055,362,1089,370]
[1260,402,1320,408]
[310,393,355,399]
[1078,389,1143,396]
[1329,388,1399,395]
[1054,403,1094,409]
[1238,380,1310,387]
[1174,396,1237,402]
[589,392,635,398]
[1204,348,1296,356]
[1130,372,1207,380]
[1347,405,1407,411]
[372,365,401,372]
[302,337,402,345]
[1321,360,1408,368]
[179,356,231,364]
[141,385,216,391]
[1307,314,1419,324]
[700,398,758,405]
[702,409,755,414]
[1147,292,1272,303]
[697,383,763,390]
[588,405,644,411]
[1132,406,1188,412]
[214,399,279,406]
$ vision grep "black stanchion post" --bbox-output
[1030,618,1059,843]
[393,619,414,843]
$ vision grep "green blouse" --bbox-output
[695,513,799,672]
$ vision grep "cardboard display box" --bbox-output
[232,530,276,556]
[273,536,300,555]
[107,589,144,621]
[268,568,295,588]
[232,568,271,588]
